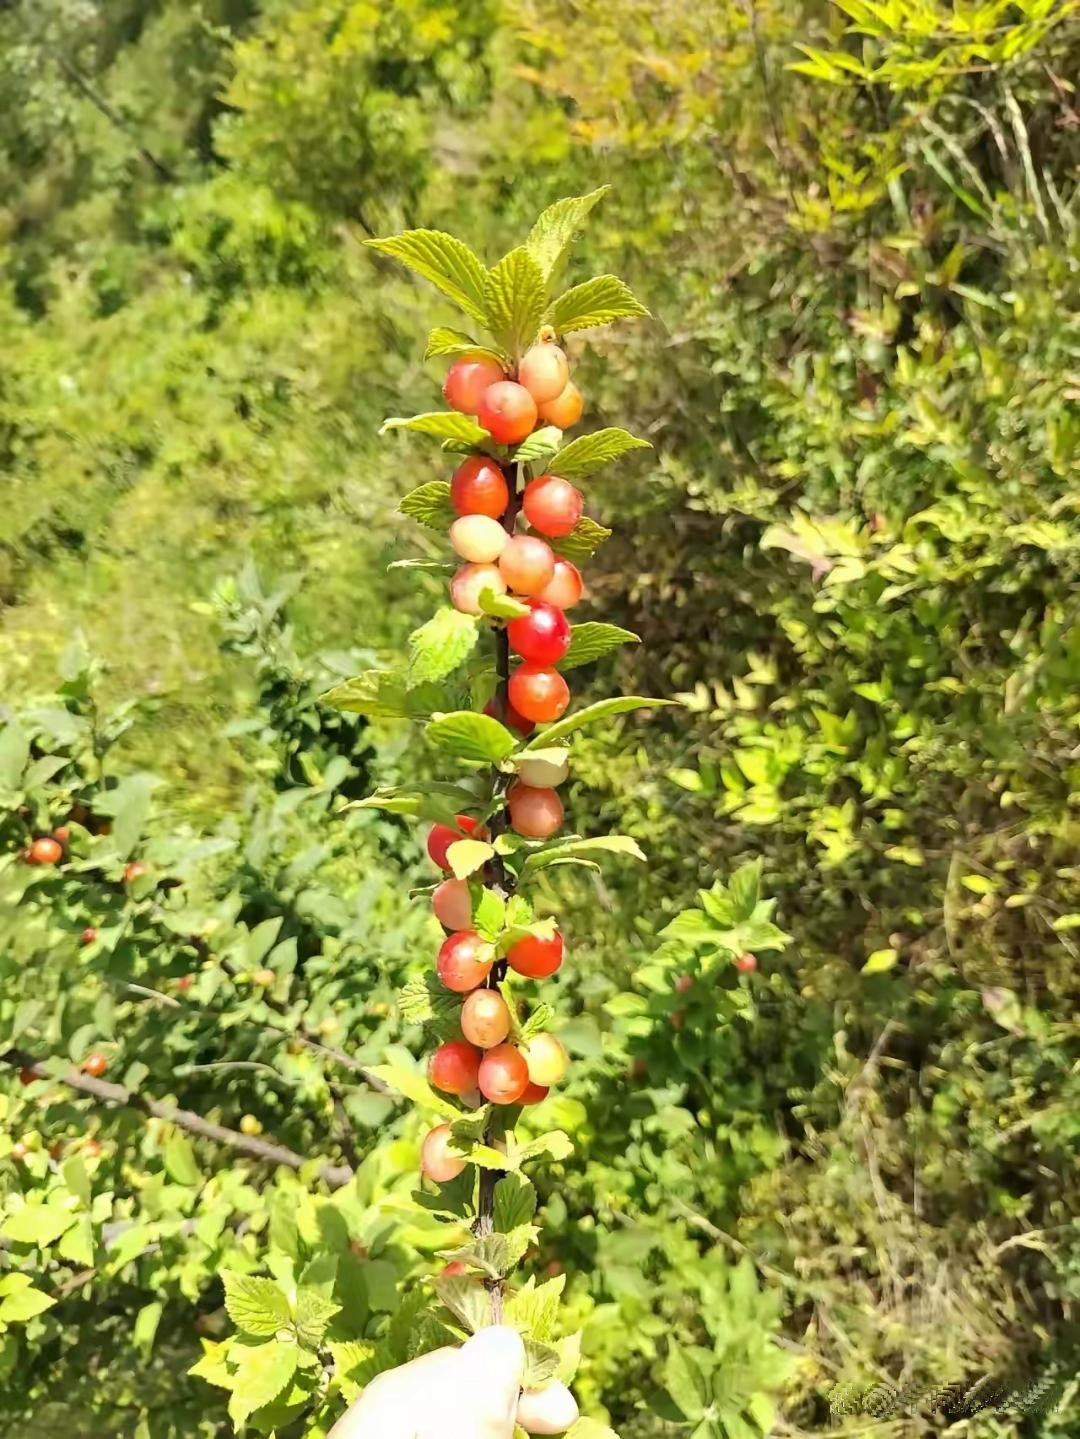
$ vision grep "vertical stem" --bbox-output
[473,457,522,1325]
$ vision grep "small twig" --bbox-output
[1,1049,353,1188]
[54,53,176,182]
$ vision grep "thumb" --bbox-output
[419,1326,526,1439]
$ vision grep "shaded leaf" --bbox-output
[560,623,639,671]
[399,481,455,530]
[548,428,652,481]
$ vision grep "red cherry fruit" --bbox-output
[484,697,534,738]
[52,826,71,847]
[427,815,483,871]
[81,927,98,945]
[522,475,584,539]
[520,1081,549,1105]
[507,599,571,666]
[429,1041,483,1096]
[443,356,505,416]
[437,931,494,993]
[506,930,564,979]
[27,837,63,866]
[82,1053,108,1079]
[508,664,570,725]
[736,952,757,973]
[537,559,583,611]
[477,1044,530,1105]
[432,878,473,931]
[477,381,538,446]
[450,456,510,519]
[498,535,555,597]
[508,783,564,840]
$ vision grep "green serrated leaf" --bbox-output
[320,669,444,720]
[547,428,652,481]
[526,187,611,279]
[546,275,649,334]
[381,412,491,446]
[0,1277,55,1324]
[367,230,489,325]
[523,1337,562,1388]
[188,1339,233,1389]
[525,695,679,749]
[399,481,456,530]
[485,247,548,357]
[424,328,507,365]
[504,1273,565,1341]
[441,1234,510,1279]
[560,623,639,671]
[228,1339,299,1427]
[434,1273,491,1334]
[471,885,507,941]
[511,426,563,465]
[294,1289,341,1350]
[347,781,481,824]
[369,1064,459,1119]
[446,837,495,880]
[408,608,481,687]
[398,974,463,1037]
[221,1274,291,1338]
[427,711,518,764]
[664,1344,709,1421]
[1,1205,77,1248]
[494,1173,537,1232]
[515,1130,574,1165]
[550,517,613,565]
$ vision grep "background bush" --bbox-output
[1,0,1079,1434]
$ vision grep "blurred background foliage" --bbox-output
[2,0,1080,1434]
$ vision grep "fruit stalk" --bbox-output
[472,462,524,1324]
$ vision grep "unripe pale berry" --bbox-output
[443,356,505,416]
[427,815,482,871]
[518,343,570,404]
[460,989,511,1049]
[449,514,508,564]
[507,782,564,839]
[478,1044,530,1105]
[451,562,507,615]
[538,380,583,429]
[508,664,571,724]
[498,535,555,597]
[429,1040,483,1096]
[520,1081,549,1105]
[477,380,538,445]
[516,750,570,788]
[484,696,535,738]
[506,930,564,979]
[451,456,510,518]
[507,599,571,665]
[432,878,473,931]
[537,558,583,610]
[437,931,494,992]
[520,1033,569,1088]
[522,475,584,538]
[421,1124,466,1183]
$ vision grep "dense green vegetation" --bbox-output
[2,1,1079,1435]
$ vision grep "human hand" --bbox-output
[328,1325,579,1439]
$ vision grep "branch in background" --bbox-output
[1,1049,353,1189]
[54,52,176,182]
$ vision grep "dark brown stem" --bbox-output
[472,457,523,1322]
[0,1048,353,1189]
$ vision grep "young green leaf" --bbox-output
[550,517,613,565]
[560,623,640,671]
[407,608,481,687]
[526,187,611,280]
[546,275,649,334]
[446,837,495,880]
[424,328,506,365]
[547,428,652,481]
[399,480,455,530]
[366,230,489,326]
[347,781,481,824]
[426,711,518,764]
[0,1278,55,1325]
[493,1172,537,1232]
[663,1344,710,1421]
[381,412,490,447]
[511,426,563,465]
[522,834,647,873]
[503,1272,565,1341]
[398,974,465,1038]
[471,885,507,940]
[514,1130,574,1166]
[523,1338,562,1389]
[485,247,548,358]
[227,1340,299,1427]
[368,1064,459,1119]
[524,695,680,748]
[320,669,444,720]
[294,1289,341,1350]
[434,1273,491,1335]
[479,588,531,620]
[221,1273,291,1338]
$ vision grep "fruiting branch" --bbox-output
[1,1049,353,1188]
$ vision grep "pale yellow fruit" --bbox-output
[520,1033,569,1087]
[449,514,508,564]
[516,750,570,788]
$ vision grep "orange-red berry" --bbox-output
[437,932,494,993]
[429,1041,483,1096]
[26,837,63,866]
[443,356,505,416]
[450,456,510,519]
[508,665,570,725]
[477,1044,530,1105]
[538,381,583,430]
[537,559,583,610]
[507,782,564,840]
[506,930,564,980]
[427,816,483,871]
[432,878,473,931]
[82,1053,108,1079]
[477,381,538,445]
[498,535,555,597]
[522,475,584,538]
[736,952,757,973]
